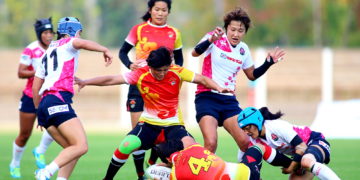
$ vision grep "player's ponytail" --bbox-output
[259,107,283,120]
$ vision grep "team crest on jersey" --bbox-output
[169,77,177,86]
[271,133,279,141]
[240,47,245,55]
[130,99,136,109]
[168,31,174,38]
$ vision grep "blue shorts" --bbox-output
[128,122,193,150]
[195,91,241,126]
[306,131,331,164]
[19,93,37,113]
[126,85,144,112]
[37,92,77,129]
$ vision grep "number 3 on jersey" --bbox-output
[188,156,212,175]
[42,48,58,76]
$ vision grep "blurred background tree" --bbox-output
[0,0,359,48]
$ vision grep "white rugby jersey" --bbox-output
[196,31,254,95]
[250,120,313,156]
[20,41,46,98]
[35,37,79,99]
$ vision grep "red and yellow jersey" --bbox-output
[123,65,194,126]
[125,20,182,67]
[169,144,227,180]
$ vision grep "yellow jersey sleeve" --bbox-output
[170,65,195,83]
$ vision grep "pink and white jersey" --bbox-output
[35,38,79,100]
[20,41,46,98]
[196,31,254,95]
[250,120,313,156]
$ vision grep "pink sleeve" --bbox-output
[123,70,140,85]
[125,25,139,46]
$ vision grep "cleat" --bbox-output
[35,169,51,180]
[33,148,46,169]
[9,165,21,178]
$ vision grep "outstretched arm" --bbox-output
[72,38,113,66]
[243,47,285,81]
[75,75,126,92]
[192,74,233,94]
[192,27,224,57]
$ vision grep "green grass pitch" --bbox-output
[1,129,359,179]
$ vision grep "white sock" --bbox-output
[56,177,67,180]
[10,142,25,167]
[311,162,341,180]
[45,162,59,176]
[36,131,54,154]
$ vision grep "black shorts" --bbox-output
[128,122,193,150]
[307,131,331,164]
[195,91,241,126]
[126,85,144,112]
[19,93,36,113]
[241,146,263,180]
[37,92,77,129]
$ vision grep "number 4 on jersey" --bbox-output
[188,156,212,175]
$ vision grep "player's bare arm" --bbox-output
[32,76,44,108]
[75,75,126,92]
[18,64,35,78]
[72,38,113,66]
[192,74,233,94]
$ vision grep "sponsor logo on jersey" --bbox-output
[219,53,243,65]
[48,104,69,115]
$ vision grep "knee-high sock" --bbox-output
[104,148,129,180]
[132,150,145,177]
[10,142,25,167]
[311,162,340,180]
[36,131,54,154]
[148,148,158,165]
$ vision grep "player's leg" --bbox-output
[240,144,265,180]
[103,123,157,180]
[33,130,54,168]
[220,94,249,152]
[199,116,219,152]
[301,145,340,180]
[46,125,79,180]
[223,115,249,152]
[10,110,36,178]
[127,86,148,179]
[35,117,88,180]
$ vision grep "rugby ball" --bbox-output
[144,164,171,180]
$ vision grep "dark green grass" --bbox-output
[1,129,359,179]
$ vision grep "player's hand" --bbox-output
[103,49,113,67]
[74,76,86,92]
[208,27,224,43]
[267,47,285,63]
[36,124,44,131]
[130,61,143,71]
[217,87,234,94]
[281,167,294,174]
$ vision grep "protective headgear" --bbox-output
[34,17,53,44]
[57,17,82,37]
[238,107,264,131]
